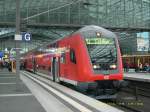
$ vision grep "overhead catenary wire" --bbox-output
[23,0,82,21]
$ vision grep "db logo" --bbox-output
[104,76,109,80]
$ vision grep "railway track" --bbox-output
[114,79,150,112]
[122,80,150,98]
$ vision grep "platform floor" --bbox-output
[0,69,123,112]
[124,72,150,82]
[0,69,46,112]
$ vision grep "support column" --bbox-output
[15,0,21,90]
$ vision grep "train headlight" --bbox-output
[96,32,101,37]
[93,65,100,69]
[110,64,117,69]
[93,65,97,69]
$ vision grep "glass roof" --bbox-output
[0,0,149,53]
[0,0,149,28]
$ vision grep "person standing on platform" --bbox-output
[0,61,4,70]
[124,61,129,72]
[124,62,127,72]
[148,64,150,73]
[139,63,143,72]
[143,63,150,72]
[8,62,12,72]
[124,62,129,72]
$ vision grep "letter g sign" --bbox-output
[24,33,31,41]
[22,32,31,41]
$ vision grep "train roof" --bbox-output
[75,25,117,38]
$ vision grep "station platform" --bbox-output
[0,69,75,112]
[124,72,150,82]
[0,69,46,112]
[0,69,123,112]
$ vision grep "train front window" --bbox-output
[85,37,118,73]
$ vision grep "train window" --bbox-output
[70,49,76,64]
[85,37,118,72]
[60,53,66,63]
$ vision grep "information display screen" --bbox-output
[85,38,114,45]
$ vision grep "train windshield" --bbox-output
[85,37,118,74]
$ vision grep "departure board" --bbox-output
[85,38,114,45]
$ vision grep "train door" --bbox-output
[51,57,60,82]
[32,57,36,74]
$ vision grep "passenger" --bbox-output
[5,62,9,68]
[124,62,129,72]
[126,62,129,72]
[1,61,4,70]
[143,63,150,72]
[24,61,27,70]
[148,64,150,73]
[135,64,139,72]
[139,63,143,72]
[8,62,12,72]
[124,62,127,72]
[20,62,24,70]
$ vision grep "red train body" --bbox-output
[23,25,124,98]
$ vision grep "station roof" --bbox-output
[0,0,150,52]
[0,0,149,29]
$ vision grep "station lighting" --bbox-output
[110,64,117,69]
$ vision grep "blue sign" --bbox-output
[22,32,32,41]
[0,52,4,58]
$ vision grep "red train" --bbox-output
[23,25,124,99]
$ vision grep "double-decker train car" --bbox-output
[23,25,124,99]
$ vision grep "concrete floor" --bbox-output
[0,69,46,112]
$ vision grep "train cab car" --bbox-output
[24,25,124,99]
[58,26,123,97]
